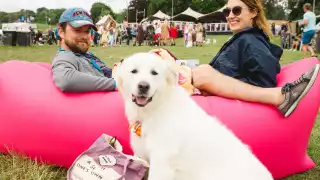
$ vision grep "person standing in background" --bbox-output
[195,22,204,46]
[54,25,61,46]
[271,23,276,36]
[169,22,178,46]
[299,3,317,57]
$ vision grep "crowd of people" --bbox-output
[89,20,206,48]
[35,19,207,48]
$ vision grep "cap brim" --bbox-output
[69,20,97,31]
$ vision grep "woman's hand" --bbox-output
[149,48,177,61]
[192,64,214,90]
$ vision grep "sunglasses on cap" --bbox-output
[223,6,243,17]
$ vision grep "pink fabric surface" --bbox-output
[0,58,319,179]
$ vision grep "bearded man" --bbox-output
[52,8,116,92]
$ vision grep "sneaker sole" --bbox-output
[285,64,320,117]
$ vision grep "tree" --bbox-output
[49,9,66,25]
[262,0,286,20]
[0,12,9,23]
[287,0,320,21]
[115,10,127,22]
[126,0,148,22]
[90,2,115,23]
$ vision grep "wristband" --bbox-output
[113,79,117,90]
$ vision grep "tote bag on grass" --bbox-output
[67,134,149,180]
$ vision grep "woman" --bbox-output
[100,24,108,47]
[108,26,115,47]
[195,22,204,46]
[161,21,170,46]
[154,23,162,45]
[169,22,178,46]
[136,24,144,46]
[183,23,189,47]
[271,23,276,35]
[131,24,137,46]
[156,0,320,118]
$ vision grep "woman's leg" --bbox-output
[195,65,284,105]
[193,64,320,117]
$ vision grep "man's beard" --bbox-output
[65,38,90,54]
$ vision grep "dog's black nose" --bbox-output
[138,81,150,94]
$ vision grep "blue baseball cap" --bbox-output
[59,8,97,31]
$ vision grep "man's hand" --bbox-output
[192,64,214,90]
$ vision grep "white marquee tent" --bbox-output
[1,22,37,32]
[152,10,171,20]
[172,7,204,21]
[140,10,171,23]
[96,15,117,27]
[198,5,227,23]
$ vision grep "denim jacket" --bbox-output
[209,27,283,88]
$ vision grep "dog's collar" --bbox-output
[130,121,142,137]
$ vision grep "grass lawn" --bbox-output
[0,35,319,180]
[36,23,51,31]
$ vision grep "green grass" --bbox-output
[0,35,319,180]
[36,23,51,32]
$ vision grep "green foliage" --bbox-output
[115,10,127,22]
[287,0,320,21]
[90,2,115,23]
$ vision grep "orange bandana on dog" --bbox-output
[130,121,142,137]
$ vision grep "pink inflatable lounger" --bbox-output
[0,58,319,179]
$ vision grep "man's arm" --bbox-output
[299,14,309,26]
[52,54,116,92]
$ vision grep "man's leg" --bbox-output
[302,31,317,57]
[194,64,320,117]
[302,44,308,56]
[308,45,317,56]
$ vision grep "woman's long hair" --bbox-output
[241,0,272,38]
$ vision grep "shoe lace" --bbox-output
[281,76,305,94]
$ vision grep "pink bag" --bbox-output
[67,134,149,180]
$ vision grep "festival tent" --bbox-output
[152,10,171,20]
[141,10,171,23]
[2,22,37,32]
[96,15,117,28]
[172,7,205,21]
[198,5,227,23]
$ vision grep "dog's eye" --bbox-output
[131,69,138,74]
[151,70,158,76]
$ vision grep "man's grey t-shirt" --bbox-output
[52,51,116,92]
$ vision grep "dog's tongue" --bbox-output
[136,97,149,105]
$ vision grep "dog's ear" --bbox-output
[165,60,179,86]
[114,60,124,92]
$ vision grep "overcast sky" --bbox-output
[0,0,128,13]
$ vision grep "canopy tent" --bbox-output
[141,10,171,23]
[152,10,171,20]
[172,7,204,21]
[198,5,227,23]
[1,22,37,32]
[96,15,117,28]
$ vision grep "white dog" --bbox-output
[116,52,274,180]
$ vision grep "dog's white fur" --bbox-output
[116,52,274,180]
